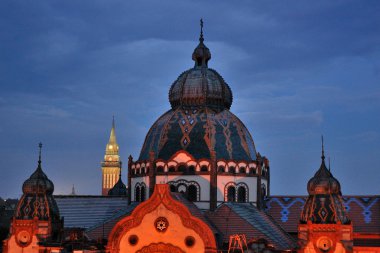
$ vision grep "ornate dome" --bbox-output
[169,29,232,111]
[15,144,60,221]
[139,26,256,162]
[300,143,349,224]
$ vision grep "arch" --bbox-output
[188,185,197,202]
[168,180,200,201]
[227,186,236,202]
[200,165,208,172]
[135,185,141,202]
[188,165,196,174]
[178,164,187,172]
[237,187,247,203]
[156,166,164,173]
[140,185,146,202]
[136,243,185,253]
[237,183,249,203]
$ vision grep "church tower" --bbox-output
[101,117,122,196]
[298,138,353,253]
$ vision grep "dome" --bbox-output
[139,107,257,161]
[300,145,349,224]
[307,159,341,195]
[22,163,54,195]
[139,27,256,162]
[168,32,232,111]
[15,144,60,221]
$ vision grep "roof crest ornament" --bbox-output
[38,142,42,166]
[321,135,325,161]
[200,18,204,43]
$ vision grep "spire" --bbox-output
[192,18,211,67]
[328,156,331,172]
[71,184,76,195]
[109,116,117,144]
[321,135,325,162]
[38,142,42,168]
[199,18,204,43]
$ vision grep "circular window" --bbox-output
[185,236,195,247]
[155,217,169,233]
[128,235,138,246]
[317,236,332,252]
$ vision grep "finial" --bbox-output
[38,142,42,165]
[321,135,325,161]
[199,18,204,43]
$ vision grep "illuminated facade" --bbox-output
[102,118,122,196]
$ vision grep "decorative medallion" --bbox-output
[16,230,31,247]
[155,217,169,233]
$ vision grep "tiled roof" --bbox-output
[55,195,128,229]
[171,193,220,235]
[85,202,139,241]
[207,203,297,250]
[266,195,380,234]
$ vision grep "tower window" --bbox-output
[156,166,164,173]
[169,166,176,172]
[229,166,235,174]
[188,165,196,174]
[237,186,247,203]
[187,185,197,202]
[218,166,225,173]
[239,167,246,174]
[178,164,187,172]
[227,186,236,202]
[200,165,208,172]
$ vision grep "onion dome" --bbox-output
[139,21,256,161]
[108,171,127,196]
[169,20,233,111]
[300,139,350,224]
[15,143,60,221]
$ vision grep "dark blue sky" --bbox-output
[1,0,379,198]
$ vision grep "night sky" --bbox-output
[1,1,379,198]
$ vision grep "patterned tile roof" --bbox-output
[266,195,380,234]
[55,195,128,229]
[207,203,297,250]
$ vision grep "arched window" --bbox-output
[188,165,196,174]
[239,167,246,174]
[227,186,236,202]
[135,185,141,202]
[178,164,186,172]
[170,184,176,192]
[200,165,208,172]
[156,166,164,173]
[250,168,256,175]
[229,166,235,174]
[169,166,176,172]
[140,185,146,202]
[218,166,225,173]
[188,185,197,202]
[237,186,247,203]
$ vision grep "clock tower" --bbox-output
[101,117,122,195]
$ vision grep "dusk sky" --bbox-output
[1,1,379,198]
